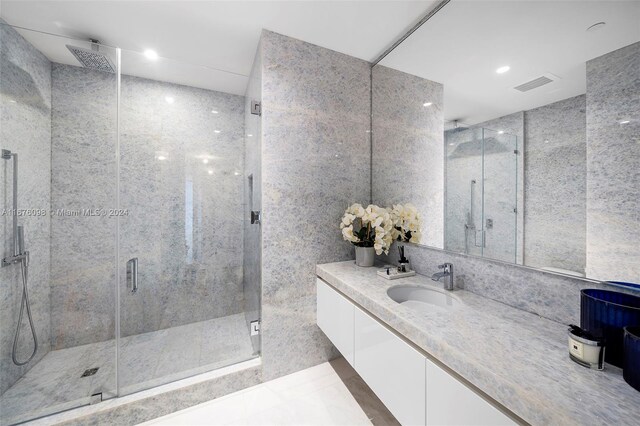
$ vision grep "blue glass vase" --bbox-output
[623,327,640,392]
[581,289,640,367]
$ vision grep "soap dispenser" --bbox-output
[398,245,410,273]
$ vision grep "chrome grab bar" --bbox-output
[127,258,138,294]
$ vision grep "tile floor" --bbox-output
[141,358,399,426]
[0,313,255,426]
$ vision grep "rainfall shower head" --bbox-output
[446,120,468,133]
[448,137,511,158]
[66,40,115,73]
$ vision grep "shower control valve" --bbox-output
[1,251,28,267]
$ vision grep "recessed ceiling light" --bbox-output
[496,66,510,74]
[247,134,253,137]
[449,143,454,146]
[207,169,214,175]
[165,96,174,104]
[586,22,606,32]
[544,140,549,144]
[234,171,241,176]
[498,130,504,134]
[157,155,167,161]
[144,49,158,60]
[211,110,218,114]
[202,159,209,164]
[214,130,221,134]
[619,120,630,124]
[423,102,433,107]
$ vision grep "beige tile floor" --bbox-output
[0,313,255,426]
[141,358,399,426]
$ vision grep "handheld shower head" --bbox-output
[17,225,25,255]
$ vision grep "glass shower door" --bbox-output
[116,49,260,396]
[0,24,119,424]
[481,129,518,263]
[445,126,518,262]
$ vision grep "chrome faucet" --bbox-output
[432,263,454,291]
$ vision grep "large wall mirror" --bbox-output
[372,0,639,283]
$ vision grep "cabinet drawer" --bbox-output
[426,359,515,425]
[316,279,355,365]
[355,306,426,425]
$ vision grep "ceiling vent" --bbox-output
[513,75,555,92]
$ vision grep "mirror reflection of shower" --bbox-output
[445,124,519,263]
[1,149,38,366]
[465,179,477,254]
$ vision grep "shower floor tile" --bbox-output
[0,313,255,426]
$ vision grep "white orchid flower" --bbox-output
[342,225,359,243]
[348,203,365,218]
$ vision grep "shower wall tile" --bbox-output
[50,63,118,349]
[243,42,262,355]
[260,30,371,380]
[0,22,52,394]
[50,65,246,348]
[585,42,640,283]
[371,65,444,248]
[524,95,586,274]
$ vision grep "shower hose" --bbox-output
[12,256,38,366]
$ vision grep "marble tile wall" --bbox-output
[585,42,640,283]
[243,42,262,354]
[524,95,586,274]
[50,64,246,348]
[260,30,371,380]
[371,65,444,248]
[0,22,52,394]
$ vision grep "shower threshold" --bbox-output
[0,313,256,426]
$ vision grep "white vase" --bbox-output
[355,246,375,267]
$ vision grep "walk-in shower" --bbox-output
[1,150,38,367]
[444,124,518,263]
[1,22,262,425]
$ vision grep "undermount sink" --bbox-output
[388,285,460,311]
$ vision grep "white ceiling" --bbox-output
[0,0,439,95]
[379,0,640,125]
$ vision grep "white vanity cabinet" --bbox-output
[426,359,515,426]
[316,278,518,426]
[354,306,426,425]
[316,279,355,365]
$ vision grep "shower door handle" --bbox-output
[127,258,138,294]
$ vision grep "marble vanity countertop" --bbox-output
[316,261,640,426]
